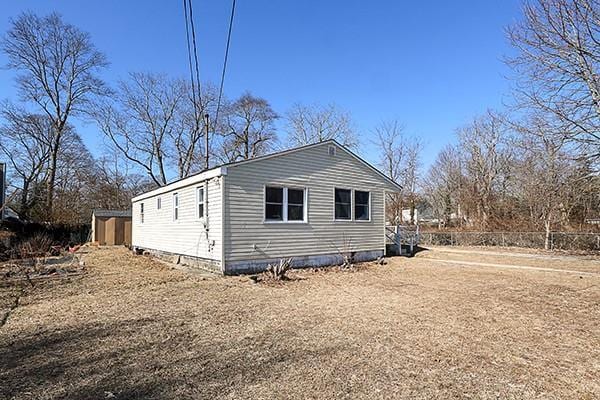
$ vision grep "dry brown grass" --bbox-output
[1,246,599,399]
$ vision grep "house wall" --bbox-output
[223,142,398,273]
[131,176,223,270]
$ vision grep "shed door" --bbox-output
[105,218,116,245]
[123,219,132,245]
[95,217,107,245]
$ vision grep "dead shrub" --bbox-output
[265,258,293,281]
[16,233,55,260]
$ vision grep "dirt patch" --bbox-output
[1,247,599,399]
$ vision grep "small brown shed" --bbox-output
[91,209,132,246]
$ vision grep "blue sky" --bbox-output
[0,0,522,172]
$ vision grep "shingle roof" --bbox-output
[93,209,132,218]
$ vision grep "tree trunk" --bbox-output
[544,218,552,250]
[45,133,61,221]
[20,178,31,219]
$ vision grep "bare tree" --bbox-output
[373,120,405,223]
[51,130,96,224]
[373,120,423,224]
[89,147,152,210]
[512,113,587,248]
[422,145,464,228]
[0,104,52,219]
[507,0,600,166]
[93,74,218,186]
[219,93,278,162]
[174,82,218,176]
[285,103,358,149]
[457,111,512,228]
[93,73,181,186]
[2,12,108,216]
[402,139,424,225]
[374,120,405,182]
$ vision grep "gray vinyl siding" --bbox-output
[132,177,222,262]
[223,142,397,263]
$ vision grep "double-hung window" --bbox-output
[334,188,370,221]
[157,197,161,210]
[265,186,306,222]
[173,193,179,221]
[334,188,352,220]
[354,190,370,221]
[196,186,205,219]
[140,203,144,223]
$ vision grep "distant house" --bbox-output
[131,140,402,274]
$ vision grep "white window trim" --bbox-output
[196,184,207,220]
[333,187,353,222]
[354,190,371,222]
[172,192,179,221]
[263,185,308,224]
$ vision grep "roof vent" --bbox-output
[328,145,336,156]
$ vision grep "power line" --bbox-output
[183,0,199,124]
[214,0,236,129]
[186,0,203,108]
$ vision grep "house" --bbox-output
[131,140,402,274]
[91,209,132,246]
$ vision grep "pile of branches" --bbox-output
[1,233,85,285]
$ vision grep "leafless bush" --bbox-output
[266,258,293,281]
[420,231,600,251]
[15,233,55,260]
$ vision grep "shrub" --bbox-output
[15,233,55,260]
[266,258,293,280]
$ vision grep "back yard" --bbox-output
[1,246,599,399]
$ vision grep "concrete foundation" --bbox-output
[223,249,384,275]
[134,247,221,274]
[134,247,384,276]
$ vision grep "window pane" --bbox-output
[266,187,283,203]
[355,191,369,205]
[335,188,351,220]
[288,205,304,221]
[198,204,204,217]
[355,205,369,220]
[335,203,351,220]
[265,203,283,220]
[288,188,304,205]
[197,188,204,202]
[335,188,351,204]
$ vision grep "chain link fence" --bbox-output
[419,231,600,251]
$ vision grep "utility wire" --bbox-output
[214,0,236,129]
[187,0,203,107]
[183,0,199,124]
